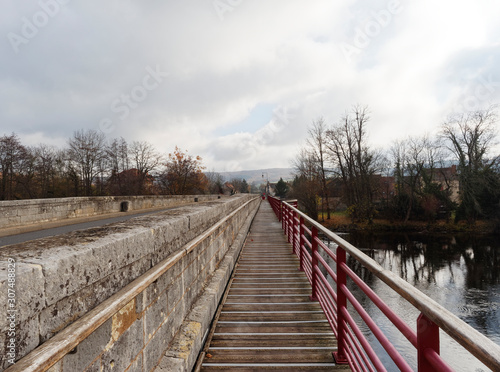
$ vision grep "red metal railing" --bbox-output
[268,196,500,372]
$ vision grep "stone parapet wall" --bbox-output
[0,195,222,230]
[0,195,260,371]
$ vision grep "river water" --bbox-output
[329,231,500,372]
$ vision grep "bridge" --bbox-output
[1,195,499,371]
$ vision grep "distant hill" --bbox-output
[219,168,295,184]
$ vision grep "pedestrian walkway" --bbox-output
[195,202,351,371]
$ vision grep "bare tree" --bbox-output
[33,144,57,198]
[391,136,428,222]
[326,105,380,222]
[129,141,163,194]
[0,133,27,200]
[307,118,331,220]
[290,148,321,219]
[67,129,106,196]
[107,138,130,195]
[15,146,36,199]
[205,171,224,194]
[441,106,500,221]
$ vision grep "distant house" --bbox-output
[429,165,460,203]
[107,168,154,195]
[371,165,460,205]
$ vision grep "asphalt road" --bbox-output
[0,207,175,248]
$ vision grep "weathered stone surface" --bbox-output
[61,319,111,372]
[1,195,259,372]
[0,262,45,331]
[39,256,151,342]
[126,353,143,372]
[0,315,40,370]
[166,274,185,317]
[163,321,203,370]
[143,302,185,372]
[101,318,143,372]
[46,359,63,372]
[155,356,186,372]
[83,360,101,372]
[143,292,169,341]
[0,194,222,230]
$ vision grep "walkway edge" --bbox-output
[154,201,261,372]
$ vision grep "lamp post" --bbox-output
[262,172,269,197]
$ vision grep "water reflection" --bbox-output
[327,231,500,372]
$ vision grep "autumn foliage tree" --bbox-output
[158,147,208,195]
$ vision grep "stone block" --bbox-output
[101,317,143,372]
[127,352,143,372]
[143,293,169,341]
[0,262,45,331]
[0,315,40,370]
[143,306,181,372]
[155,356,186,372]
[84,359,101,372]
[62,318,111,372]
[163,321,203,371]
[39,256,150,342]
[89,228,154,281]
[166,275,184,315]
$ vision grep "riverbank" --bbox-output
[319,213,498,234]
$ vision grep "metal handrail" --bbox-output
[268,196,500,372]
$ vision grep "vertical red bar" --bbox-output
[333,246,349,364]
[282,203,286,235]
[417,313,440,372]
[283,205,288,235]
[287,206,292,243]
[299,217,305,272]
[293,211,298,256]
[310,226,318,301]
[281,202,285,231]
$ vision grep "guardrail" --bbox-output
[268,196,500,372]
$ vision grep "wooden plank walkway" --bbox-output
[196,202,351,371]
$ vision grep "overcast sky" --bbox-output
[1,0,500,171]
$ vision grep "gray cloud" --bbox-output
[1,0,500,170]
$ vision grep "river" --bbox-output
[328,231,500,372]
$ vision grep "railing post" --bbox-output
[310,226,318,301]
[293,211,299,256]
[333,246,349,365]
[287,205,292,243]
[280,202,285,231]
[299,217,305,272]
[417,313,440,372]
